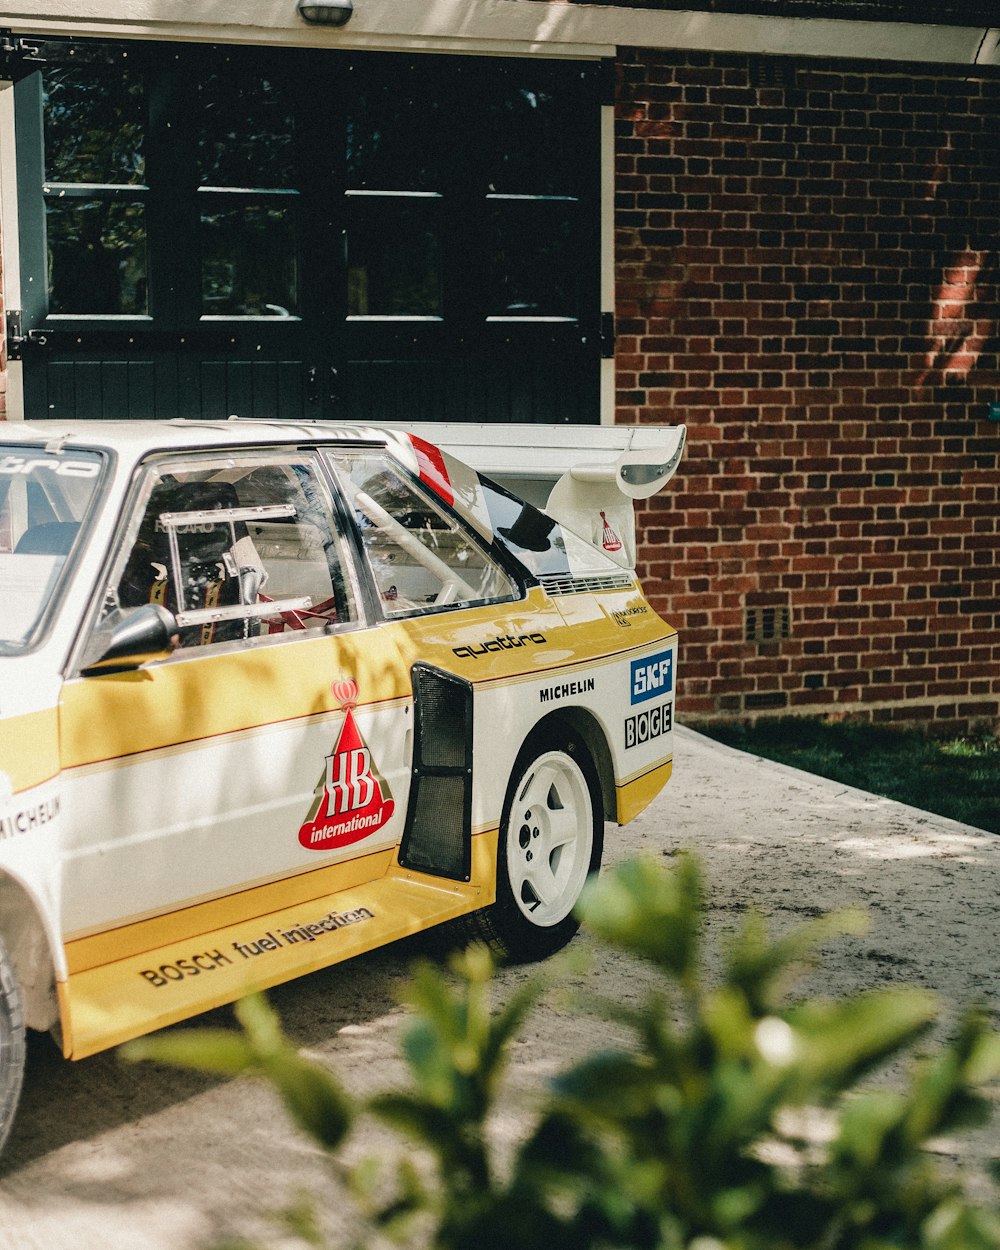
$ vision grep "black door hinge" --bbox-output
[600,311,615,359]
[5,309,24,360]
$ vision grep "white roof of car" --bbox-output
[2,418,396,455]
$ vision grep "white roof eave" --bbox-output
[0,1,995,68]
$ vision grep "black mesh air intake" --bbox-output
[399,663,473,881]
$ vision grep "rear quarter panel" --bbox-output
[399,585,677,834]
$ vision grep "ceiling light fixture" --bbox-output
[296,0,354,27]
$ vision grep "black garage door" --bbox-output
[8,39,604,424]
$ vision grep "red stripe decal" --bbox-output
[408,434,454,507]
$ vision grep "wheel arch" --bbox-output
[0,871,61,1033]
[529,708,617,824]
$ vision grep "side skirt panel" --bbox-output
[59,832,498,1059]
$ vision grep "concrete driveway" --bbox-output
[0,725,997,1248]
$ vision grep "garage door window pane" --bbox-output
[47,199,147,315]
[485,83,580,197]
[346,199,441,318]
[201,203,298,317]
[197,72,296,189]
[43,67,145,185]
[346,80,444,192]
[486,201,578,319]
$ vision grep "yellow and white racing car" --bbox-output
[0,417,684,1151]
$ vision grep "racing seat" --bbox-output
[118,479,253,646]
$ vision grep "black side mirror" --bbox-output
[80,603,178,674]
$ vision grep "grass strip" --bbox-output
[689,717,1000,835]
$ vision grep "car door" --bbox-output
[57,446,415,951]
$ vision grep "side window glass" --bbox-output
[107,453,358,649]
[329,450,517,616]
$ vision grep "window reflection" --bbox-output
[43,67,145,185]
[201,203,298,316]
[487,201,577,318]
[484,81,582,197]
[346,79,444,191]
[32,51,594,331]
[346,198,441,317]
[47,199,147,315]
[331,450,516,615]
[197,72,295,188]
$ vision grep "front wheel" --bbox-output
[474,729,603,963]
[0,935,25,1157]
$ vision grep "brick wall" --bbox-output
[616,50,1000,730]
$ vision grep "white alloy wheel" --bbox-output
[472,728,604,963]
[505,750,594,927]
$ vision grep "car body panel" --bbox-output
[0,419,680,1062]
[59,859,490,1058]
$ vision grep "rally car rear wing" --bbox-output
[394,422,686,571]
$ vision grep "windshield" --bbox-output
[0,445,105,650]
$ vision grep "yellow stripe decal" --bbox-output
[61,628,411,770]
[0,709,60,794]
[62,589,675,771]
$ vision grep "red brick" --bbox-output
[616,48,1000,730]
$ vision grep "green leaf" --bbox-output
[552,1050,661,1121]
[263,1050,352,1150]
[964,1030,1000,1086]
[701,985,756,1060]
[119,1028,256,1076]
[401,1015,463,1108]
[370,1090,462,1153]
[832,1089,907,1170]
[279,1191,325,1246]
[579,853,702,979]
[787,988,937,1096]
[234,993,285,1060]
[518,1109,608,1182]
[903,1047,995,1146]
[479,975,545,1091]
[922,1197,1000,1250]
[725,907,869,1014]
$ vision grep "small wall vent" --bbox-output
[749,56,798,89]
[744,604,791,645]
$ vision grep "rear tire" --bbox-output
[473,727,603,963]
[0,936,25,1158]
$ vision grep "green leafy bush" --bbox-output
[123,854,1000,1249]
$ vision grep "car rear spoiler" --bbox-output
[392,422,686,570]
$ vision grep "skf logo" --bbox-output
[630,650,673,704]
